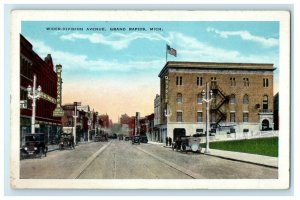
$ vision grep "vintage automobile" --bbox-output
[124,136,132,141]
[94,133,108,142]
[140,136,148,143]
[132,136,140,145]
[118,135,124,140]
[172,136,202,153]
[59,133,75,150]
[20,133,48,159]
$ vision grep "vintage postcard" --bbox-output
[10,10,290,189]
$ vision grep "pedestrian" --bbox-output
[165,136,168,146]
[169,137,172,146]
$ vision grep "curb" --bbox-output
[157,144,278,169]
[204,153,278,169]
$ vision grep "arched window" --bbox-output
[229,94,236,104]
[176,93,183,103]
[263,95,268,111]
[197,93,203,104]
[243,94,249,104]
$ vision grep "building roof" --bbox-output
[158,61,275,77]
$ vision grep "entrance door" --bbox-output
[262,119,270,131]
[173,128,186,140]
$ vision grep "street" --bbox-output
[20,140,278,179]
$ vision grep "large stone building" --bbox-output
[153,94,162,142]
[158,61,275,140]
[20,34,62,145]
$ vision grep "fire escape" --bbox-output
[210,83,229,129]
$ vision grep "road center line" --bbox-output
[69,142,112,179]
[135,146,205,179]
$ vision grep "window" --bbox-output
[230,112,235,123]
[176,93,183,103]
[197,112,203,122]
[243,94,249,104]
[263,95,268,111]
[197,77,203,86]
[211,77,217,87]
[176,112,183,122]
[243,78,250,87]
[229,94,236,104]
[230,77,236,86]
[197,93,203,104]
[176,76,183,86]
[263,78,269,87]
[243,112,249,122]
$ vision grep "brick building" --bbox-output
[158,61,275,141]
[20,34,62,145]
[153,94,162,142]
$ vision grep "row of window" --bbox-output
[175,76,269,87]
[176,111,249,123]
[176,93,269,106]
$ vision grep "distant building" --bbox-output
[154,94,162,142]
[145,113,154,141]
[99,114,111,135]
[159,61,275,140]
[20,34,62,146]
[61,103,89,142]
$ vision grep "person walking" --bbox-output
[169,137,172,146]
[165,136,168,146]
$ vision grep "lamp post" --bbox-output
[88,120,91,142]
[201,82,214,154]
[27,74,42,134]
[73,102,78,145]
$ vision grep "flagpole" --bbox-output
[166,44,168,63]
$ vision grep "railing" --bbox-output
[199,130,279,143]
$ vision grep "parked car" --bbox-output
[94,133,108,142]
[118,135,124,140]
[108,133,117,139]
[172,136,201,153]
[132,136,140,145]
[20,133,48,159]
[125,136,132,141]
[59,133,74,150]
[140,136,148,143]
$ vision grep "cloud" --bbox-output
[29,30,279,76]
[28,37,165,73]
[60,32,170,50]
[167,32,278,66]
[206,27,279,48]
[169,32,241,61]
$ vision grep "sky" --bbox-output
[21,21,279,122]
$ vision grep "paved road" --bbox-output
[20,140,278,179]
[20,142,106,179]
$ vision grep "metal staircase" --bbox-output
[210,84,229,129]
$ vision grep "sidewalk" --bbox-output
[148,141,278,168]
[47,141,94,152]
[202,148,278,168]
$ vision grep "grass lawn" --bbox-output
[200,137,278,157]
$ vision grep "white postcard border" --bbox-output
[10,10,291,189]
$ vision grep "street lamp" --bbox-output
[201,82,214,154]
[27,74,42,134]
[73,102,79,145]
